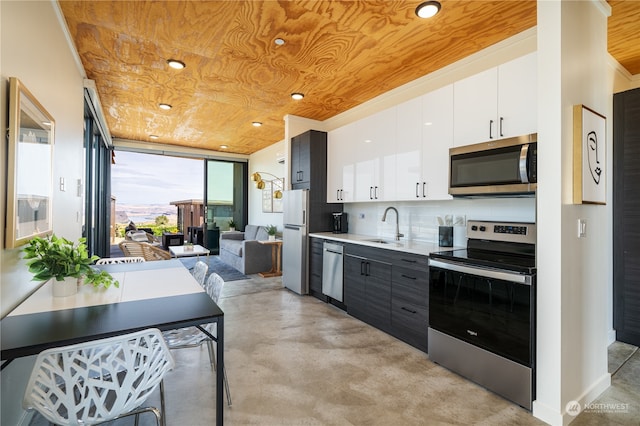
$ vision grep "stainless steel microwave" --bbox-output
[449,134,537,196]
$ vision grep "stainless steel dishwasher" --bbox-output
[322,241,344,302]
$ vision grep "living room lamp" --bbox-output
[250,172,284,198]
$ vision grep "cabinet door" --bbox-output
[497,52,537,138]
[422,84,454,200]
[395,97,423,201]
[327,123,356,202]
[364,259,392,331]
[309,238,326,301]
[344,254,367,319]
[453,67,498,146]
[291,132,311,188]
[354,108,396,202]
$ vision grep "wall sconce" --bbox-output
[251,172,284,198]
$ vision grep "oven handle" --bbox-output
[428,258,533,285]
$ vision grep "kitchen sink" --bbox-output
[363,238,403,247]
[363,238,390,244]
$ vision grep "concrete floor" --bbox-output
[30,275,640,425]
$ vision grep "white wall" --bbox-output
[248,141,286,233]
[1,1,87,424]
[533,1,611,425]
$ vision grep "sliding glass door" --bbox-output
[203,160,247,254]
[83,101,112,257]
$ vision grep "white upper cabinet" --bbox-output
[327,122,357,202]
[395,85,454,201]
[421,84,454,200]
[353,108,396,202]
[453,52,537,146]
[395,97,423,200]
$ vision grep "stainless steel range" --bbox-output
[428,220,536,410]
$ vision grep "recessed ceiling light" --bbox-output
[220,145,228,149]
[415,1,441,18]
[252,122,262,127]
[167,59,186,69]
[159,103,172,110]
[149,135,159,139]
[291,92,304,100]
[274,38,285,46]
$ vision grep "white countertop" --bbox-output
[309,232,462,256]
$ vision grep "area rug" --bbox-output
[179,255,249,282]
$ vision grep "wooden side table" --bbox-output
[258,239,283,278]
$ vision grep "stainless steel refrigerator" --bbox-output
[282,189,308,295]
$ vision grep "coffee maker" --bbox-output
[332,212,348,233]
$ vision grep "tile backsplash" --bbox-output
[343,198,536,246]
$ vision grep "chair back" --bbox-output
[23,328,175,426]
[192,261,209,286]
[96,256,145,265]
[119,241,171,261]
[204,272,225,303]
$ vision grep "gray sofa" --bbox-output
[219,225,273,275]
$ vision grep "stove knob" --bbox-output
[471,225,478,231]
[479,226,486,232]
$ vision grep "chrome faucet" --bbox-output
[382,207,404,241]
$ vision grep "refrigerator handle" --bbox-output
[284,225,299,230]
[303,210,306,225]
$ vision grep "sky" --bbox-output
[111,151,204,205]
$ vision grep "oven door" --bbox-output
[429,259,535,367]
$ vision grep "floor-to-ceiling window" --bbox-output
[204,160,248,253]
[83,96,111,257]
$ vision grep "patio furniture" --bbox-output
[191,260,208,286]
[96,256,145,264]
[218,225,272,274]
[126,229,161,245]
[162,232,184,249]
[23,328,175,426]
[119,241,171,261]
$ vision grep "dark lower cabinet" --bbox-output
[309,237,327,302]
[344,252,392,333]
[389,252,429,352]
[343,243,429,352]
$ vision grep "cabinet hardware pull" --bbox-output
[401,274,417,280]
[366,262,371,276]
[374,186,378,199]
[360,261,366,275]
[337,189,340,200]
[416,183,420,198]
[423,182,426,197]
[401,307,417,314]
[340,189,343,200]
[369,187,373,199]
[489,119,494,139]
[401,258,417,263]
[499,116,504,137]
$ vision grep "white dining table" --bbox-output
[1,259,225,426]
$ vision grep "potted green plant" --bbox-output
[266,225,277,241]
[228,219,237,232]
[23,234,119,297]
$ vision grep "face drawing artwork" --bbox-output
[587,130,601,185]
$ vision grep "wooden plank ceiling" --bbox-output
[58,0,638,155]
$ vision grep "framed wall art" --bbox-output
[5,77,55,248]
[573,104,606,205]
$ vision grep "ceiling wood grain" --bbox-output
[58,0,637,155]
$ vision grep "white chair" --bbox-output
[191,260,208,286]
[23,328,175,426]
[96,256,145,264]
[162,272,231,406]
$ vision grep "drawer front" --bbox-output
[391,298,428,352]
[392,265,428,304]
[389,251,429,272]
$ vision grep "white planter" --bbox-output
[229,227,236,232]
[52,276,78,297]
[268,235,276,241]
